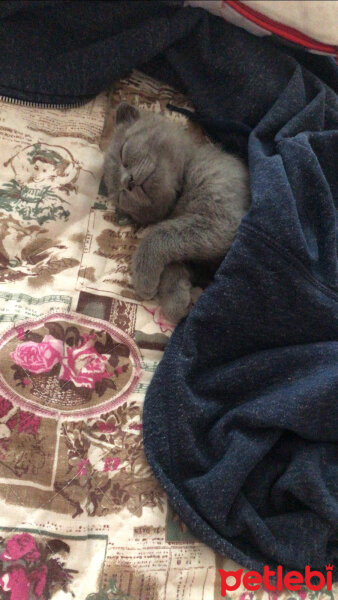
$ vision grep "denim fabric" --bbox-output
[143,12,338,577]
[1,0,337,577]
[0,1,192,104]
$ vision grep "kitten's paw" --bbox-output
[132,271,159,300]
[160,279,192,324]
[132,242,162,300]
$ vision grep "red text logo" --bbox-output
[218,565,333,596]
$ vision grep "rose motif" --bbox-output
[0,567,30,600]
[3,316,140,420]
[10,335,63,374]
[103,456,120,472]
[0,566,47,600]
[0,397,12,418]
[97,422,116,433]
[16,412,41,435]
[87,445,126,477]
[76,458,90,477]
[59,336,112,389]
[29,565,48,598]
[0,533,40,562]
[0,531,76,598]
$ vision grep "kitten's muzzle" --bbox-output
[121,172,135,191]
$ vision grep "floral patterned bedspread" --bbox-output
[0,71,334,600]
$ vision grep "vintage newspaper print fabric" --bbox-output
[0,70,334,600]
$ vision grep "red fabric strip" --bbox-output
[223,0,337,56]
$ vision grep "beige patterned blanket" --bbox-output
[0,70,334,600]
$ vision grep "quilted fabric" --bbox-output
[0,70,250,600]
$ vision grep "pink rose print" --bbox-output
[129,423,142,431]
[0,397,40,437]
[0,567,30,600]
[0,533,40,562]
[0,533,76,599]
[144,306,175,333]
[16,326,25,340]
[97,422,116,433]
[29,565,47,598]
[76,458,90,477]
[0,397,12,419]
[16,411,41,436]
[103,456,120,472]
[59,336,112,389]
[10,335,63,374]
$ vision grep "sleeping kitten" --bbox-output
[103,102,250,323]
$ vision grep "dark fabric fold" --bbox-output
[0,1,191,103]
[144,224,338,574]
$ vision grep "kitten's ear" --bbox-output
[115,103,140,126]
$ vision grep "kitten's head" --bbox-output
[103,103,188,225]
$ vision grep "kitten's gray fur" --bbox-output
[103,103,250,323]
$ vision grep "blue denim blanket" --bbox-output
[142,9,338,578]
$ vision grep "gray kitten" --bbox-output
[103,102,250,323]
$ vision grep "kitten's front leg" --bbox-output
[132,231,165,300]
[132,213,227,300]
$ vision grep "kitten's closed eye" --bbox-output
[120,142,128,169]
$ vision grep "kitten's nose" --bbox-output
[122,173,135,191]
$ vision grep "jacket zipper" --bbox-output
[0,95,89,109]
[223,0,338,57]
